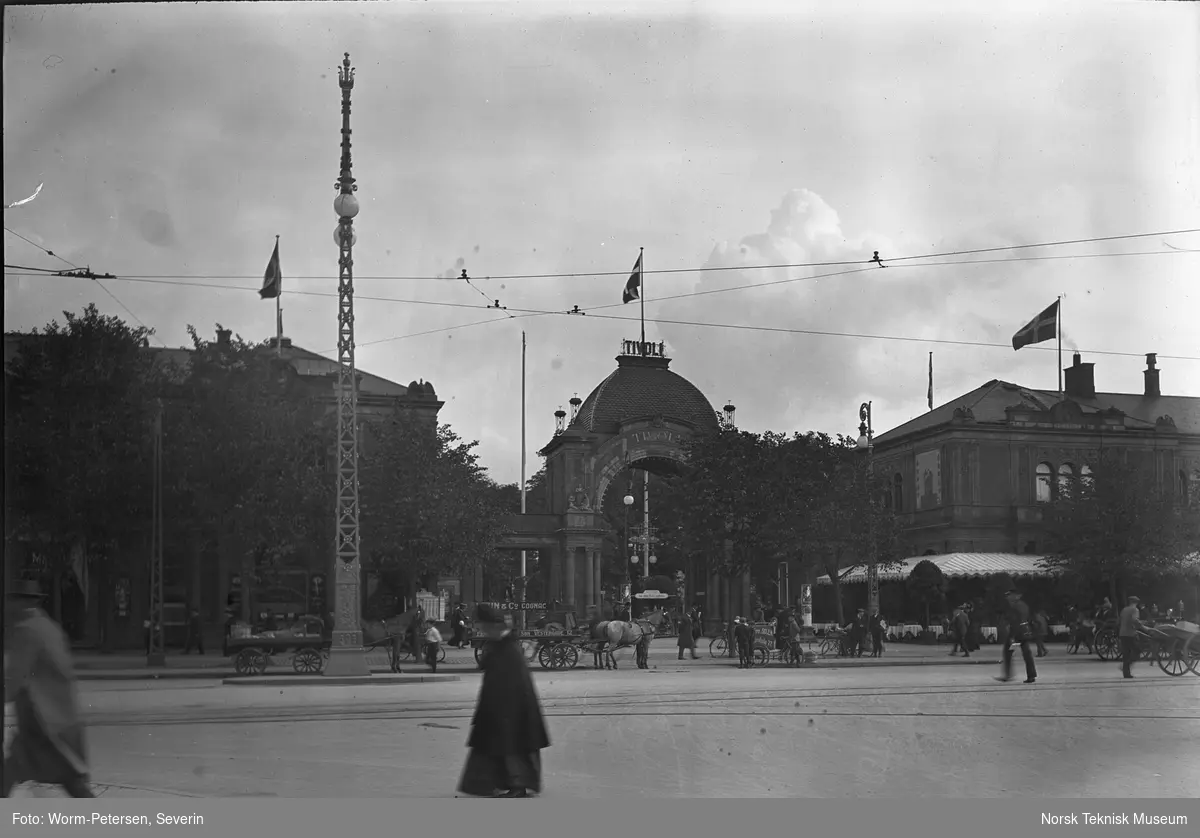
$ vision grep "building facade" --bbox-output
[869,352,1198,556]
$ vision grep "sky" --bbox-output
[5,0,1199,487]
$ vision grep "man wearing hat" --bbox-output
[1117,596,1147,679]
[994,588,1037,685]
[3,580,93,797]
[457,604,550,798]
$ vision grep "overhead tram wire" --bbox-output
[3,227,166,347]
[35,226,1200,284]
[7,247,1195,319]
[8,246,1198,361]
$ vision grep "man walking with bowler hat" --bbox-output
[994,588,1037,685]
[3,580,93,797]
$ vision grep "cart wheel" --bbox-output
[437,646,447,663]
[558,643,580,670]
[537,644,553,670]
[1138,640,1155,662]
[1094,630,1118,661]
[1156,640,1189,677]
[293,648,323,674]
[709,636,727,658]
[752,646,769,668]
[234,649,260,676]
[1185,634,1200,675]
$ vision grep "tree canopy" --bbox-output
[1041,450,1200,604]
[654,426,906,623]
[5,304,164,570]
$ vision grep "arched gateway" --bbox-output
[498,340,753,629]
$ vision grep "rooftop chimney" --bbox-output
[1063,352,1095,400]
[1144,353,1160,398]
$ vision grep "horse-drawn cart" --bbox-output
[227,616,328,676]
[1146,622,1200,677]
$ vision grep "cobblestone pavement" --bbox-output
[8,656,1196,798]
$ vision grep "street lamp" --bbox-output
[856,401,879,618]
[624,492,634,619]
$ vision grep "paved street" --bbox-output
[9,653,1198,798]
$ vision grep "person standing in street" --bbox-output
[183,607,205,655]
[450,602,468,648]
[994,589,1037,685]
[867,610,885,658]
[733,617,752,668]
[3,580,93,798]
[949,605,970,657]
[423,619,442,673]
[1032,609,1049,658]
[850,607,869,657]
[457,605,550,798]
[1118,596,1146,679]
[677,612,698,660]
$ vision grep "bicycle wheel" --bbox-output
[709,636,728,658]
[818,638,837,657]
[752,646,769,668]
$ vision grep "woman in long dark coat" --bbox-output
[458,605,550,798]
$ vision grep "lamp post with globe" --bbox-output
[856,401,879,618]
[325,52,369,677]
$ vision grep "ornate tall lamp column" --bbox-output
[325,52,369,677]
[856,401,879,618]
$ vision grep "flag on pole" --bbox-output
[927,352,933,411]
[1011,300,1059,350]
[260,238,282,299]
[622,253,642,304]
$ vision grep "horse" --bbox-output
[641,608,675,636]
[589,620,654,670]
[362,608,420,672]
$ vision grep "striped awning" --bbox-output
[815,553,1055,586]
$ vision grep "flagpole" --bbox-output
[1057,294,1063,397]
[639,247,645,348]
[928,351,933,411]
[275,235,283,358]
[519,330,527,629]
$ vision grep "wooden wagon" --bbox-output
[227,615,329,676]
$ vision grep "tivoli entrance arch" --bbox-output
[498,339,754,632]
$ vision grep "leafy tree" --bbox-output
[358,420,511,615]
[5,305,164,630]
[776,433,905,624]
[906,559,946,629]
[1041,450,1200,606]
[165,326,332,620]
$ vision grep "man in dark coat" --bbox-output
[3,580,93,798]
[677,612,698,660]
[868,610,886,658]
[449,603,468,648]
[458,605,550,798]
[733,617,754,668]
[995,589,1037,684]
[850,607,869,657]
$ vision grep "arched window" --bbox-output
[1180,470,1191,506]
[1058,463,1075,496]
[1080,464,1093,486]
[893,473,904,512]
[1035,462,1053,503]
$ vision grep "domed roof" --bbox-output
[572,349,719,433]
